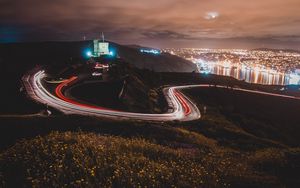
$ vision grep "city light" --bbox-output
[164,48,300,85]
[140,49,161,55]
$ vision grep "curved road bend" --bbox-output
[23,70,300,122]
[23,70,200,121]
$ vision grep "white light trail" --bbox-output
[23,69,300,122]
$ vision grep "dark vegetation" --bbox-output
[183,87,300,147]
[0,41,196,114]
[114,44,197,72]
[0,41,300,187]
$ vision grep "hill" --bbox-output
[0,41,299,187]
[110,42,197,72]
[0,41,197,77]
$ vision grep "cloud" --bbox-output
[141,30,190,40]
[1,0,300,48]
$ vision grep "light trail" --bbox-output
[174,90,191,115]
[54,76,114,111]
[23,69,300,122]
[23,70,200,121]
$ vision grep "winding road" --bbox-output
[23,70,200,121]
[22,69,300,122]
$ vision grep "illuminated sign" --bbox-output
[93,40,110,57]
[99,42,109,55]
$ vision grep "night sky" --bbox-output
[1,0,300,49]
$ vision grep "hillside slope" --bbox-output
[0,41,197,74]
[110,43,197,72]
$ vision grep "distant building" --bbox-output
[93,40,109,57]
[93,33,110,57]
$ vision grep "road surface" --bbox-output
[23,70,200,121]
[23,70,300,122]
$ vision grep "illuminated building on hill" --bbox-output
[93,33,110,57]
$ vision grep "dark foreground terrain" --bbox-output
[0,41,300,187]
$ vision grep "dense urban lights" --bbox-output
[164,48,300,85]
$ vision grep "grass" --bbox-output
[2,129,298,187]
[1,84,300,187]
[182,87,300,148]
[250,148,300,186]
[1,132,228,187]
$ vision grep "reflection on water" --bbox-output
[196,60,300,85]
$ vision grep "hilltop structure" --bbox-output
[93,33,110,57]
